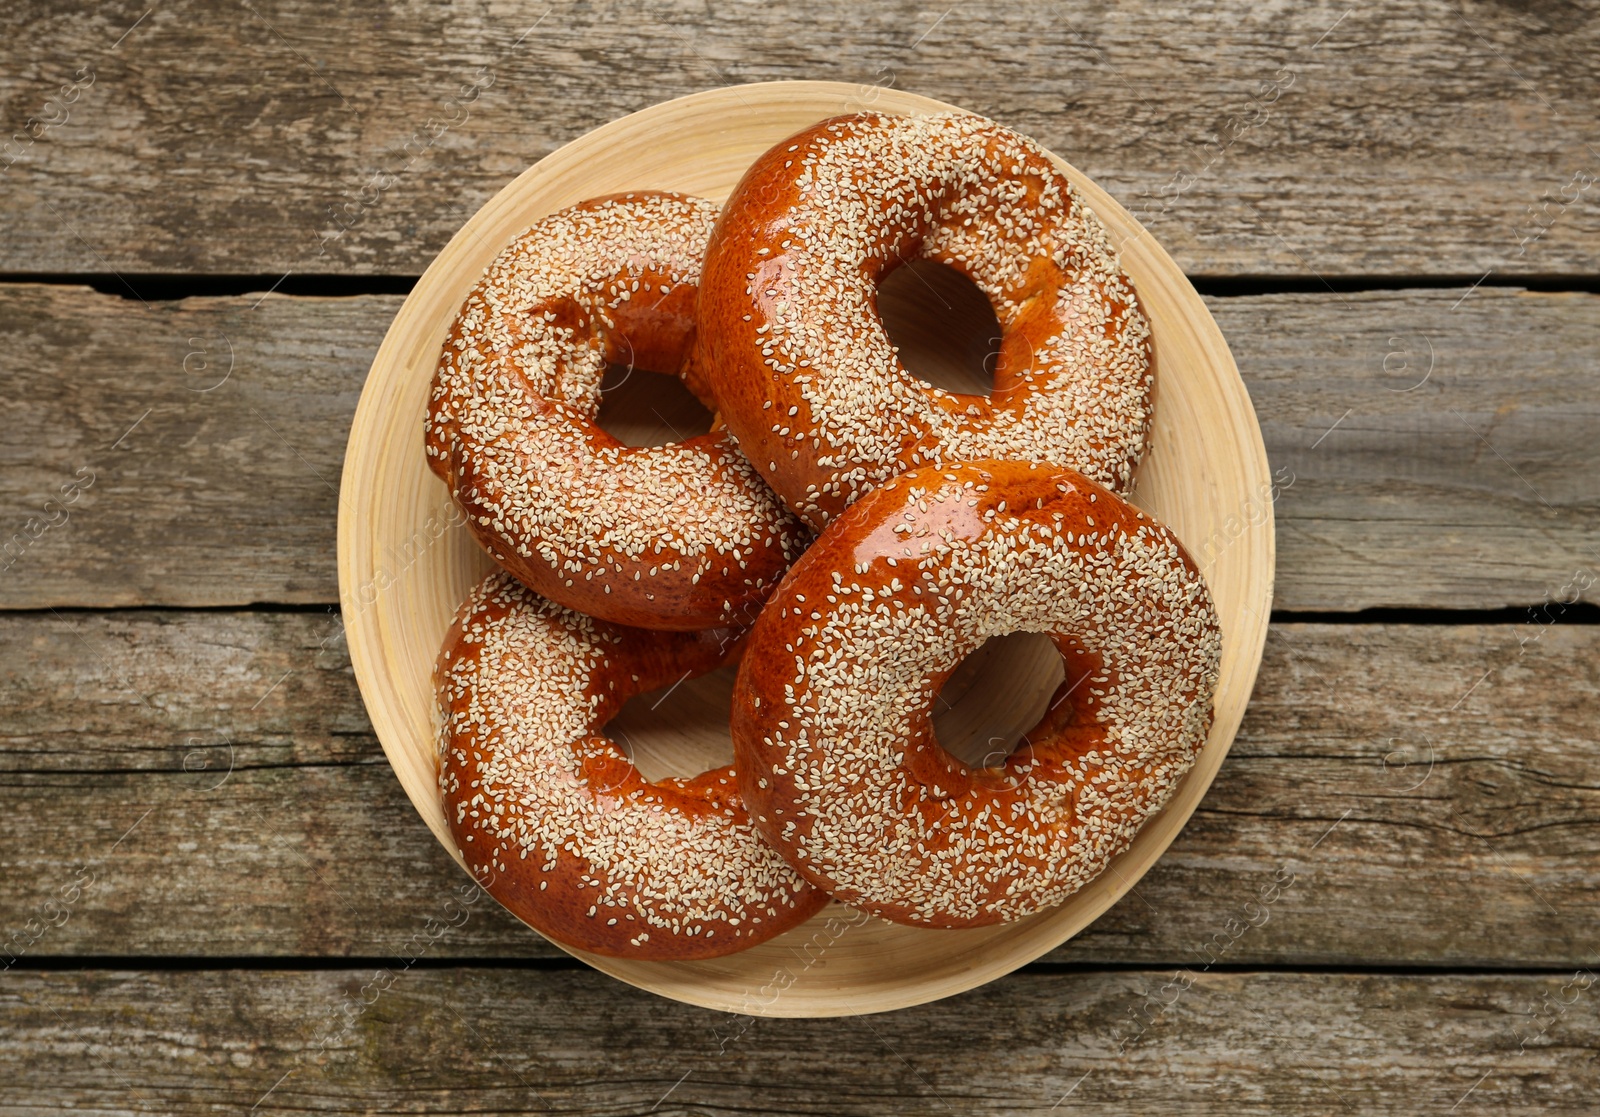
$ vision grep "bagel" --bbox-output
[437,572,828,959]
[696,112,1153,530]
[731,461,1220,928]
[427,191,808,630]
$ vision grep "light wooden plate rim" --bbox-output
[338,80,1274,1018]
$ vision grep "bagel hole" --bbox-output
[877,258,1002,397]
[932,632,1065,768]
[604,664,737,782]
[596,362,714,447]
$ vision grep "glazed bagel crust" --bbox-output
[437,573,827,960]
[427,191,808,631]
[732,461,1220,928]
[697,113,1153,530]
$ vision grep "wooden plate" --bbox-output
[338,81,1274,1017]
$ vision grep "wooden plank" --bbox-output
[2,967,1596,1114]
[0,286,367,607]
[2,1,1598,277]
[1221,287,1600,610]
[2,612,1596,967]
[2,284,1596,610]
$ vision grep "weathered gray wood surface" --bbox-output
[4,613,1596,967]
[2,1,1598,277]
[3,967,1597,1115]
[4,3,1598,1109]
[3,284,1596,611]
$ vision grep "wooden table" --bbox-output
[3,2,1598,1112]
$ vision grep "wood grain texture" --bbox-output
[2,284,1594,610]
[0,285,367,607]
[2,1,1598,277]
[2,967,1597,1115]
[1227,287,1600,610]
[3,612,1596,967]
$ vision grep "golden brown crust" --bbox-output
[427,192,809,631]
[437,573,827,959]
[731,461,1220,928]
[696,112,1153,531]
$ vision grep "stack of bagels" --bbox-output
[425,111,1221,961]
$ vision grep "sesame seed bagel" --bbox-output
[731,461,1220,928]
[427,191,809,631]
[696,112,1154,531]
[437,572,828,959]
